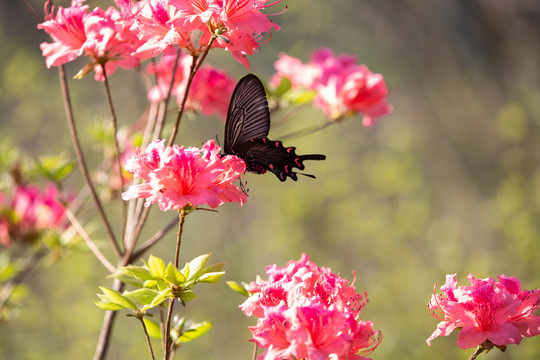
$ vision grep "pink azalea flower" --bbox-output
[271,48,392,126]
[121,139,247,210]
[313,65,392,126]
[146,49,191,103]
[240,254,382,360]
[131,0,194,59]
[427,273,540,349]
[146,51,235,119]
[37,0,89,68]
[0,184,70,247]
[271,52,320,89]
[38,0,142,81]
[169,0,282,68]
[184,65,236,118]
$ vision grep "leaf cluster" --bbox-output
[95,254,226,314]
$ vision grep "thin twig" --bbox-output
[164,210,187,360]
[101,64,127,249]
[252,342,258,360]
[19,0,41,21]
[277,121,334,141]
[93,279,125,360]
[168,35,217,146]
[58,65,122,259]
[138,315,156,360]
[469,346,485,360]
[156,48,182,140]
[129,216,178,262]
[0,246,47,311]
[164,298,176,360]
[64,209,116,273]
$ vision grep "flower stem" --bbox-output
[167,35,217,146]
[138,315,156,360]
[101,64,127,246]
[252,342,258,360]
[58,65,122,259]
[164,210,188,360]
[468,345,485,360]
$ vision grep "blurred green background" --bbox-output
[2,0,540,359]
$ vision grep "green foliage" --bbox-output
[33,154,75,183]
[226,281,251,297]
[99,254,226,314]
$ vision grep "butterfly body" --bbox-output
[224,74,326,182]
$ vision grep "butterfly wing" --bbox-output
[224,74,270,153]
[234,138,326,181]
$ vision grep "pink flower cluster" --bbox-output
[427,273,540,349]
[240,254,382,360]
[38,0,282,79]
[272,48,392,126]
[121,139,247,210]
[0,184,68,247]
[146,50,236,119]
[38,0,142,81]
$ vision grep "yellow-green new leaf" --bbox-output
[180,290,197,302]
[124,288,159,306]
[187,254,210,281]
[143,318,162,340]
[98,287,137,310]
[179,321,212,343]
[147,255,166,279]
[198,271,225,284]
[226,281,250,297]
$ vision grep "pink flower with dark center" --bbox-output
[240,254,382,360]
[121,139,247,210]
[0,184,70,247]
[427,273,540,349]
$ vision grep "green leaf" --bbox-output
[124,265,154,281]
[124,288,159,306]
[180,290,197,302]
[110,272,145,288]
[148,289,172,309]
[143,279,158,289]
[163,263,186,285]
[287,89,317,105]
[179,321,212,343]
[274,76,292,97]
[147,255,166,279]
[143,318,162,339]
[34,154,75,182]
[187,254,210,281]
[198,271,225,284]
[98,287,137,310]
[202,262,226,274]
[95,300,124,311]
[226,281,251,297]
[180,262,189,280]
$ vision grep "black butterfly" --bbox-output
[224,74,326,182]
